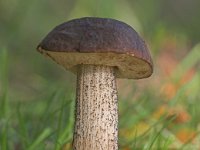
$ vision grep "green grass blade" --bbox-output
[54,98,65,150]
[55,95,74,150]
[27,128,52,150]
[172,43,200,81]
[0,48,9,150]
[0,48,8,118]
[16,104,29,148]
[0,122,8,150]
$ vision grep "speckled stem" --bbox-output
[72,65,118,150]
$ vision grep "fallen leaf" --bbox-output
[120,122,150,140]
[161,82,178,99]
[180,69,196,85]
[62,143,72,150]
[152,105,191,124]
[175,128,196,143]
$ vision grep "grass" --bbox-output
[0,44,200,150]
[0,49,74,149]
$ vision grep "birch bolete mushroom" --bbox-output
[37,17,153,150]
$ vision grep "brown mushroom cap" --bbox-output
[37,17,153,79]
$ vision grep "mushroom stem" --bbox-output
[73,64,118,150]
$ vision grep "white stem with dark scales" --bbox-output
[73,65,118,150]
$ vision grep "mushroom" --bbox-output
[37,17,153,150]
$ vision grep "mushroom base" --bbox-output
[73,64,118,150]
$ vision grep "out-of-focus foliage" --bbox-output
[0,0,200,149]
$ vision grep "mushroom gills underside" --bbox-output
[40,50,152,79]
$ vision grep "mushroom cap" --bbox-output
[37,17,153,79]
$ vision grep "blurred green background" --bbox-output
[0,0,200,149]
